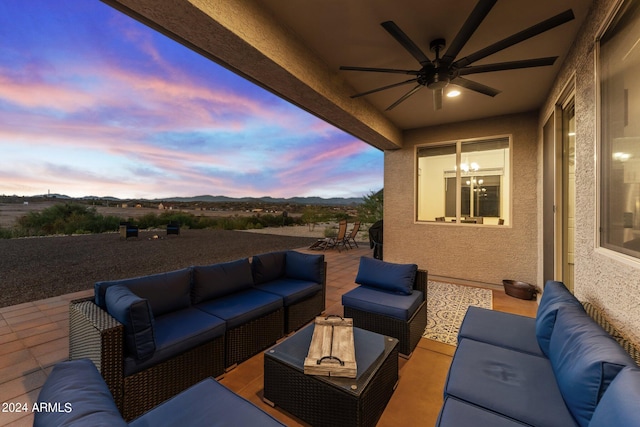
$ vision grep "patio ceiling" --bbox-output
[101,0,592,150]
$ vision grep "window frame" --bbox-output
[597,0,640,262]
[414,134,512,226]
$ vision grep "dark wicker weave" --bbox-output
[264,328,399,427]
[225,308,284,369]
[69,298,226,421]
[343,269,428,357]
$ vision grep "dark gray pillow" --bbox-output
[105,285,155,360]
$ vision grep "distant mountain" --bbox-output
[26,194,363,206]
[155,195,363,206]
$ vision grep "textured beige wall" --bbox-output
[384,112,539,287]
[539,0,640,345]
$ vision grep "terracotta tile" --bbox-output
[0,358,40,384]
[34,347,68,369]
[1,306,40,320]
[21,328,67,349]
[0,339,25,357]
[4,311,46,327]
[0,369,47,402]
[0,302,35,315]
[29,337,68,359]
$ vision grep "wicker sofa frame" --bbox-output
[343,269,428,358]
[69,255,327,420]
[69,297,226,421]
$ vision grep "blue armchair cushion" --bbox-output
[535,280,583,356]
[342,286,424,321]
[129,378,285,427]
[589,366,640,427]
[255,278,322,305]
[355,257,417,295]
[105,285,155,360]
[192,258,253,303]
[548,303,635,427]
[252,251,287,284]
[196,288,283,329]
[34,359,128,427]
[445,338,579,427]
[285,251,324,283]
[123,308,225,377]
[95,268,191,316]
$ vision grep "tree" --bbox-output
[358,189,383,224]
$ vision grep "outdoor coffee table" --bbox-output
[263,323,399,427]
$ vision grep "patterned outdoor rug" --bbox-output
[423,281,493,346]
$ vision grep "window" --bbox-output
[416,136,510,225]
[599,0,640,259]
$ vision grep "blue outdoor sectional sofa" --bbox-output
[69,250,326,421]
[437,280,640,426]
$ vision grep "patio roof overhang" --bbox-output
[101,0,403,151]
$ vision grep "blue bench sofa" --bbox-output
[34,358,285,427]
[69,250,325,421]
[437,281,640,427]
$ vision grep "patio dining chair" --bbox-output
[345,221,361,248]
[325,219,349,252]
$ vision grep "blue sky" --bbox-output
[0,0,383,199]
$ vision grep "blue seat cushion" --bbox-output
[342,285,424,321]
[105,285,156,361]
[355,257,417,295]
[445,338,578,427]
[129,378,285,427]
[437,396,528,427]
[95,268,192,316]
[34,359,128,427]
[535,280,583,356]
[255,278,322,306]
[548,303,635,427]
[589,366,640,427]
[192,258,253,303]
[196,289,283,329]
[252,251,287,284]
[124,308,225,377]
[285,250,324,283]
[457,306,544,357]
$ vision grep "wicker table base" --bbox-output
[263,324,399,427]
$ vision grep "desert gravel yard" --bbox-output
[0,229,317,308]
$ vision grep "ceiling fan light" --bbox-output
[447,90,461,97]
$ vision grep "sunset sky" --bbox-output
[0,1,383,200]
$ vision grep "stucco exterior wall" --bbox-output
[540,0,640,345]
[384,112,539,288]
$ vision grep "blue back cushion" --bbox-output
[34,359,128,427]
[589,366,640,427]
[192,258,253,303]
[355,257,417,295]
[252,251,287,284]
[285,251,324,283]
[535,280,582,356]
[105,285,156,360]
[95,268,192,316]
[548,303,635,427]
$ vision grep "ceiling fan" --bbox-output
[339,0,574,111]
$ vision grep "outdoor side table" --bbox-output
[263,323,399,427]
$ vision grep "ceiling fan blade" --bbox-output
[457,56,558,75]
[433,89,443,111]
[442,0,497,64]
[381,21,431,65]
[453,9,575,68]
[350,78,419,98]
[451,77,501,97]
[339,65,420,75]
[385,84,423,111]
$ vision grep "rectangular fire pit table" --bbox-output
[263,323,399,427]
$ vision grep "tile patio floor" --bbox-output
[0,244,537,426]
